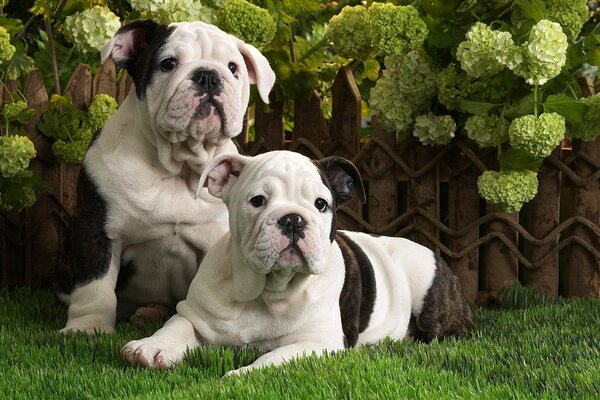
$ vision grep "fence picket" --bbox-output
[528,150,561,296]
[447,143,480,303]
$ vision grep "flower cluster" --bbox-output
[2,101,27,121]
[508,113,565,158]
[436,64,493,111]
[216,0,277,49]
[156,0,206,24]
[326,3,427,59]
[0,26,15,64]
[129,0,206,23]
[326,5,372,59]
[0,135,36,178]
[512,0,588,42]
[412,113,456,146]
[88,94,118,131]
[51,129,94,164]
[465,114,509,148]
[456,22,505,78]
[369,51,438,132]
[368,3,428,57]
[456,20,567,86]
[569,94,600,141]
[477,170,538,212]
[0,183,36,212]
[64,6,121,53]
[513,20,568,85]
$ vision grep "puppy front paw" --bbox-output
[60,315,115,335]
[121,338,180,369]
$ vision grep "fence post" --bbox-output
[447,140,480,303]
[329,67,361,231]
[407,143,439,251]
[253,100,284,152]
[528,148,561,296]
[23,70,58,288]
[368,117,397,235]
[484,207,519,294]
[92,58,117,98]
[567,77,600,298]
[292,90,325,158]
[1,80,23,287]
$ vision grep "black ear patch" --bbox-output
[108,20,173,100]
[314,156,366,207]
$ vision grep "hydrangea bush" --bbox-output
[325,0,596,212]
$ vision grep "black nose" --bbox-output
[190,68,223,96]
[277,214,306,242]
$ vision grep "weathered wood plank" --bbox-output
[447,145,480,303]
[368,117,396,235]
[92,58,117,98]
[528,149,560,296]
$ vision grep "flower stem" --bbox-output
[44,15,61,95]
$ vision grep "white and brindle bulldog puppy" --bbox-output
[121,151,474,374]
[58,20,276,334]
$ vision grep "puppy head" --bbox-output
[101,20,275,145]
[200,151,365,299]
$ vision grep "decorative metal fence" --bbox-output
[1,61,599,302]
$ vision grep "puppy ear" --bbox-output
[101,20,168,76]
[314,156,366,207]
[196,153,250,199]
[237,41,276,104]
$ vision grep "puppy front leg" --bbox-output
[226,341,342,376]
[61,239,121,334]
[122,314,200,369]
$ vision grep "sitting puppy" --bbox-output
[58,20,275,334]
[121,151,474,374]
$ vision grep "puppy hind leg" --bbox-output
[415,256,474,341]
[122,314,200,369]
[129,303,172,326]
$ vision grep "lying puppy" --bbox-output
[122,151,474,374]
[58,20,276,334]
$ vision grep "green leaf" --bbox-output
[14,109,36,125]
[584,34,600,67]
[0,17,24,36]
[356,59,380,82]
[513,0,548,22]
[0,52,35,81]
[505,94,535,120]
[543,94,587,124]
[499,148,543,172]
[459,100,500,115]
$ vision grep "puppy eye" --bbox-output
[160,57,178,72]
[249,195,266,208]
[314,198,328,212]
[228,62,238,75]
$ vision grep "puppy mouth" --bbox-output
[275,245,307,269]
[194,97,225,125]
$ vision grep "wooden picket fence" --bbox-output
[1,60,599,302]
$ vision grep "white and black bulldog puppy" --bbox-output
[58,20,276,334]
[121,151,474,374]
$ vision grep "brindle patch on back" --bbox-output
[413,254,475,342]
[336,232,377,347]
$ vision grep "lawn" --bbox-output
[0,287,599,399]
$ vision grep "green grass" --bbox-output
[1,288,599,399]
